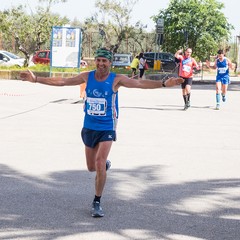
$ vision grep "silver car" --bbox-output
[0,50,25,67]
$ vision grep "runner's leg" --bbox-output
[216,82,221,109]
[85,141,113,196]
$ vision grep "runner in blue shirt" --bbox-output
[214,49,233,110]
[20,47,184,218]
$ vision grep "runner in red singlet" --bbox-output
[175,48,200,110]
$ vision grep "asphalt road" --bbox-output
[0,79,240,240]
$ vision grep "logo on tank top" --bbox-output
[182,58,191,65]
[93,89,103,97]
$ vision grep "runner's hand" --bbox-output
[19,69,36,83]
[164,77,184,87]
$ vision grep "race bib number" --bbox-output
[182,65,191,73]
[218,67,227,74]
[86,97,107,116]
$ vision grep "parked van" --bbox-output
[112,53,132,69]
[143,52,177,72]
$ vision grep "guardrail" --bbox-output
[0,70,79,80]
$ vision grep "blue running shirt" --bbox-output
[216,58,229,83]
[83,70,119,131]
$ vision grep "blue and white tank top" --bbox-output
[83,70,118,131]
[217,58,229,80]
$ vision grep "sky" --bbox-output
[1,0,239,38]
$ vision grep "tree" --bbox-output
[0,0,69,66]
[79,0,157,56]
[96,0,139,53]
[152,0,233,61]
[82,0,152,54]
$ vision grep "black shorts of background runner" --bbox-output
[181,78,193,89]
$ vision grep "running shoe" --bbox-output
[106,160,111,171]
[91,201,104,217]
[216,104,220,110]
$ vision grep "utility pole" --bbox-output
[0,32,2,49]
[237,35,240,73]
[154,18,164,70]
[184,29,188,48]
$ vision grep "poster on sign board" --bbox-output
[51,26,81,68]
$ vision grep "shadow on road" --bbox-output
[1,164,239,240]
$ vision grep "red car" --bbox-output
[32,50,50,64]
[32,50,88,68]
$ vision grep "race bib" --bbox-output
[183,65,191,73]
[86,97,107,116]
[218,67,227,74]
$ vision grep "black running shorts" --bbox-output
[81,128,116,148]
[181,77,193,89]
